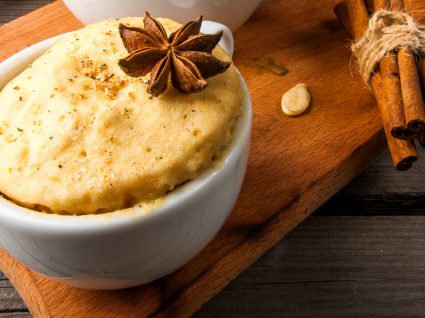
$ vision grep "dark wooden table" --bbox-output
[2,1,425,317]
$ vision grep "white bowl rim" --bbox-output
[0,33,252,233]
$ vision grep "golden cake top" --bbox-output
[0,17,243,215]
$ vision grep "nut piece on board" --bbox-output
[281,83,310,116]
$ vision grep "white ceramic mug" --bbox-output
[0,22,251,290]
[63,0,262,31]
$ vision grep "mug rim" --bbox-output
[0,33,252,233]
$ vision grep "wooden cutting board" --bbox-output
[1,0,422,317]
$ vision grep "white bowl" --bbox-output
[0,27,252,290]
[63,0,263,32]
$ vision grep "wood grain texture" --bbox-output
[0,273,28,316]
[0,1,80,60]
[0,0,51,25]
[1,0,424,317]
[320,147,425,215]
[197,215,425,318]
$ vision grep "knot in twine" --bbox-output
[352,9,425,87]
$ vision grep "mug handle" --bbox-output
[201,21,234,58]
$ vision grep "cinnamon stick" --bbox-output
[397,48,425,134]
[419,58,425,118]
[420,57,425,93]
[420,129,425,148]
[375,1,412,139]
[373,0,424,137]
[372,74,418,170]
[373,0,389,11]
[345,0,369,38]
[343,0,409,138]
[417,32,425,145]
[390,0,405,12]
[379,53,409,139]
[392,0,425,135]
[374,0,425,139]
[334,0,418,170]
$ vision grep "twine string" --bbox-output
[352,9,425,87]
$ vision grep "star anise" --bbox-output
[118,12,231,96]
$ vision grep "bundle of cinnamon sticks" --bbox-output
[334,0,425,170]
